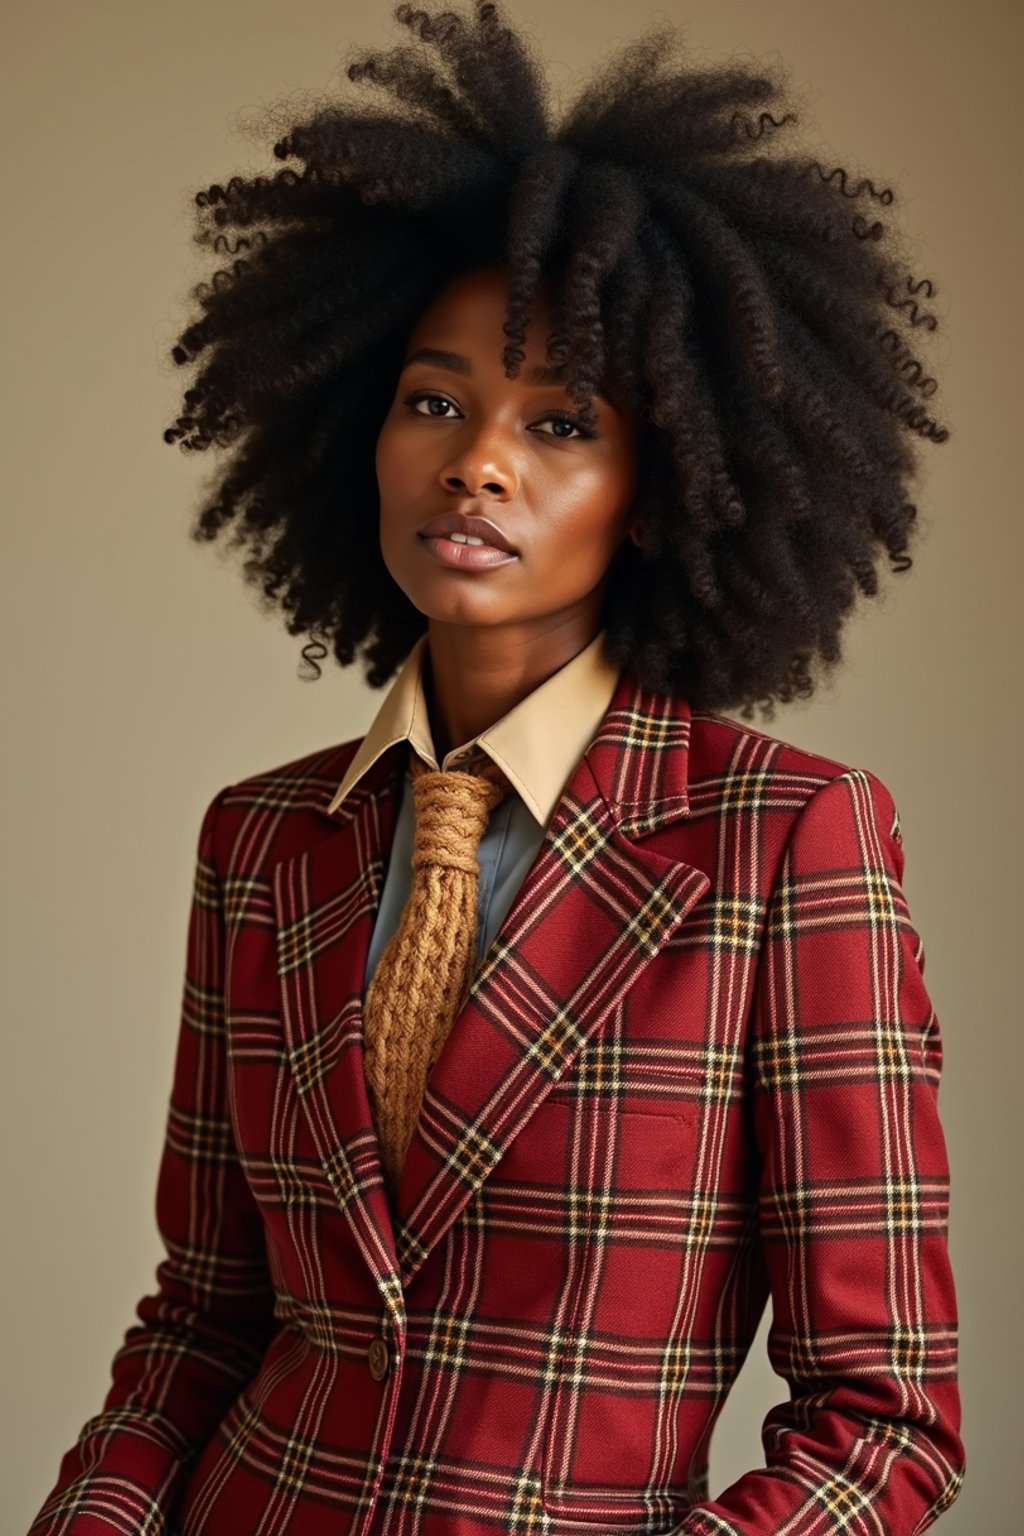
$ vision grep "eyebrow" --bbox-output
[402,345,611,407]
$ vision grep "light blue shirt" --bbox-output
[364,755,547,992]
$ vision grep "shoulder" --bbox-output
[685,705,903,853]
[688,704,859,781]
[196,734,366,877]
[224,735,363,811]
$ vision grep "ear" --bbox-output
[628,520,645,549]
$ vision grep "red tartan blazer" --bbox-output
[32,672,964,1536]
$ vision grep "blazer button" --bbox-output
[367,1336,390,1381]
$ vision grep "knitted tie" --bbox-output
[362,745,511,1195]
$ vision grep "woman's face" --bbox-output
[375,264,641,642]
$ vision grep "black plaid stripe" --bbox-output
[179,974,226,1038]
[190,850,220,912]
[154,1242,270,1315]
[505,1476,548,1534]
[765,1322,958,1380]
[320,1142,360,1209]
[222,870,274,928]
[382,1450,444,1519]
[475,1188,754,1248]
[275,904,315,978]
[227,761,356,817]
[78,1406,193,1457]
[547,799,607,871]
[751,1023,928,1092]
[275,882,377,976]
[528,1009,589,1079]
[557,1032,625,1100]
[596,698,686,757]
[758,1175,951,1241]
[808,1470,874,1528]
[286,1016,348,1097]
[165,1102,236,1165]
[435,1118,501,1188]
[627,879,688,955]
[34,1476,167,1535]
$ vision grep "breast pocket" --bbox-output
[537,1097,697,1528]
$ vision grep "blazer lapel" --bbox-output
[272,749,406,1318]
[392,671,711,1286]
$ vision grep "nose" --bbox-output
[440,421,518,500]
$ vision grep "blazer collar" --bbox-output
[320,660,695,843]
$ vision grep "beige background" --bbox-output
[3,1,1019,1530]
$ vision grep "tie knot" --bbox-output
[408,749,509,875]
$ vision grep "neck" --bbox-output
[423,617,602,760]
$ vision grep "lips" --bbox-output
[417,512,518,554]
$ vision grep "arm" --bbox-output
[30,788,277,1534]
[678,769,965,1535]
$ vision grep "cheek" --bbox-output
[556,485,633,564]
[374,407,416,492]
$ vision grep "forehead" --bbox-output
[406,265,554,354]
[402,265,625,411]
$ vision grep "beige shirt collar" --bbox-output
[326,628,622,830]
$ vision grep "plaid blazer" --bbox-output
[32,672,964,1536]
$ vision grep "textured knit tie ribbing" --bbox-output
[362,746,511,1196]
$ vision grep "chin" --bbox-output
[387,546,517,609]
[418,592,515,629]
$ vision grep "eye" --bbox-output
[405,390,460,420]
[405,391,460,420]
[402,391,596,441]
[535,412,596,441]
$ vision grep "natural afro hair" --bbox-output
[163,0,949,718]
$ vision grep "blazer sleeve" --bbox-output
[29,787,277,1535]
[676,769,965,1536]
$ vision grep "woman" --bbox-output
[30,2,965,1532]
